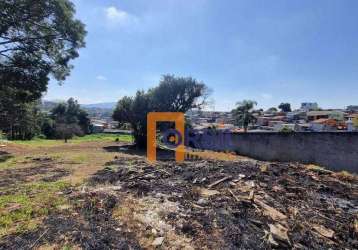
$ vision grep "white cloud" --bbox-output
[105,6,137,27]
[261,93,273,100]
[96,75,107,81]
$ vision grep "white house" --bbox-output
[91,123,105,133]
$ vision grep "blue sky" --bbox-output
[45,0,358,111]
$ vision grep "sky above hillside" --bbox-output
[45,0,358,110]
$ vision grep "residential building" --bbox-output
[273,123,296,132]
[347,105,358,112]
[310,118,337,132]
[306,111,332,121]
[91,123,105,133]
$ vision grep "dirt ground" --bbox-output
[0,141,357,249]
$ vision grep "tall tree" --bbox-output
[232,100,257,132]
[1,101,42,140]
[49,98,90,141]
[278,103,292,112]
[266,107,278,113]
[113,75,210,148]
[0,0,86,136]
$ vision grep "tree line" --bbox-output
[0,0,87,140]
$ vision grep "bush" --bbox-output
[55,123,83,142]
[280,126,294,133]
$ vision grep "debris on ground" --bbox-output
[86,157,358,249]
[0,154,357,249]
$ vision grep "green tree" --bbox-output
[112,75,209,148]
[0,0,86,136]
[15,102,42,140]
[40,115,56,139]
[54,123,83,143]
[232,100,257,132]
[47,98,90,140]
[0,101,42,140]
[278,103,292,112]
[266,107,278,113]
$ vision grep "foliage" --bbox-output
[280,126,294,133]
[0,101,42,140]
[54,123,83,142]
[231,100,257,132]
[72,133,132,143]
[278,103,292,112]
[113,75,209,147]
[44,98,90,141]
[266,107,278,113]
[329,111,344,121]
[353,117,358,128]
[0,0,86,141]
[0,131,5,140]
[0,0,86,101]
[0,181,70,236]
[9,133,132,148]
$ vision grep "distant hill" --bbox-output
[41,101,116,119]
[42,101,117,110]
[81,102,116,109]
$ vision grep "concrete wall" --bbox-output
[189,132,358,173]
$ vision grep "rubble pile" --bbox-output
[89,157,358,249]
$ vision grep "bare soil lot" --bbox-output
[0,140,357,249]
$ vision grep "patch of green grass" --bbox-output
[0,181,71,236]
[11,133,133,147]
[0,156,19,170]
[72,133,133,143]
[62,245,74,250]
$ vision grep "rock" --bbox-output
[152,237,165,246]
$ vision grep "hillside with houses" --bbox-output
[185,103,358,133]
